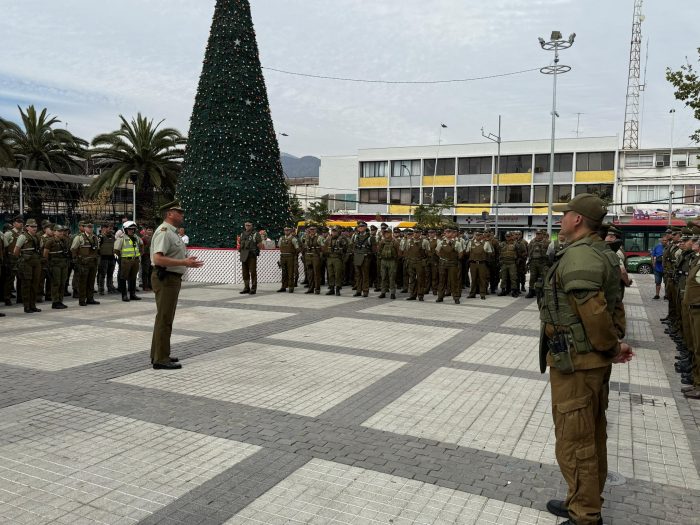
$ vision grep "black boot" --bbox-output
[122,294,130,302]
[497,289,508,296]
[325,287,335,295]
[525,289,536,298]
[378,293,386,298]
[129,294,141,301]
[276,287,286,293]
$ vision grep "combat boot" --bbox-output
[511,290,520,298]
[497,289,508,296]
[86,299,100,305]
[276,287,286,293]
[418,296,424,301]
[288,288,294,293]
[378,292,386,298]
[436,297,444,303]
[325,287,335,295]
[129,294,141,301]
[353,291,361,297]
[305,288,314,294]
[406,296,416,301]
[335,288,341,296]
[454,298,460,304]
[390,293,396,300]
[525,289,536,298]
[122,293,130,302]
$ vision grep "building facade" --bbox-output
[320,137,700,234]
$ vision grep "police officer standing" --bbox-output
[499,232,519,297]
[3,216,24,305]
[302,225,325,294]
[114,221,143,302]
[70,221,100,306]
[239,220,262,294]
[97,223,117,295]
[465,230,492,300]
[14,218,42,313]
[377,228,400,299]
[526,229,550,298]
[436,227,463,304]
[150,200,203,370]
[323,226,347,296]
[401,228,429,301]
[43,224,71,309]
[539,194,632,525]
[277,226,300,293]
[351,221,375,297]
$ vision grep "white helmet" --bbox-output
[123,221,137,229]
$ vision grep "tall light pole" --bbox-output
[18,167,24,215]
[539,31,575,236]
[668,109,676,225]
[481,116,501,236]
[431,124,447,203]
[128,170,139,224]
[400,164,414,222]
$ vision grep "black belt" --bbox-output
[121,256,140,260]
[469,260,486,264]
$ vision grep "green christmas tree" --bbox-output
[177,0,290,247]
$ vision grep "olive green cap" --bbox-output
[552,193,607,221]
[25,219,38,227]
[160,200,184,212]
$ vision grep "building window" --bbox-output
[533,185,572,203]
[391,160,421,177]
[575,184,613,200]
[456,186,491,204]
[626,185,683,204]
[424,158,456,176]
[390,188,420,204]
[457,156,492,175]
[685,185,700,204]
[496,185,531,203]
[360,161,387,178]
[359,189,387,204]
[498,155,532,173]
[423,187,454,204]
[326,193,357,211]
[624,154,654,168]
[533,153,573,173]
[576,152,615,171]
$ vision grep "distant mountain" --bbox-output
[281,152,320,179]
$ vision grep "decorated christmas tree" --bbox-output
[177,0,290,247]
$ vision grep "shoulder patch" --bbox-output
[160,227,167,231]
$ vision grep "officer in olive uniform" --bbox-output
[426,229,439,294]
[465,230,492,299]
[114,221,143,302]
[38,220,54,302]
[150,200,203,369]
[485,230,500,294]
[301,225,325,294]
[14,218,42,313]
[239,221,262,294]
[526,229,550,298]
[277,226,300,293]
[436,227,463,304]
[401,228,430,301]
[515,231,528,292]
[70,221,100,306]
[539,194,632,525]
[377,228,401,299]
[682,235,700,399]
[3,216,24,305]
[499,232,519,297]
[351,221,375,297]
[43,224,71,309]
[97,223,117,294]
[323,226,347,295]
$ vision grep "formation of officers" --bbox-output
[660,226,700,400]
[0,216,153,316]
[252,221,556,304]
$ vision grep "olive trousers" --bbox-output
[241,255,258,292]
[500,260,518,291]
[380,258,397,293]
[19,255,41,309]
[437,262,460,299]
[280,254,296,290]
[406,259,426,298]
[468,261,489,297]
[150,271,182,364]
[550,365,611,525]
[326,256,344,288]
[50,260,68,303]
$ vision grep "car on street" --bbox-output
[626,255,653,274]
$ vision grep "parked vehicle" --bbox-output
[626,255,653,274]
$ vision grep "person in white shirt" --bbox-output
[178,228,189,245]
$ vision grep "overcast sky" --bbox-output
[0,0,697,158]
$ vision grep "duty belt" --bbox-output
[121,256,140,260]
[469,260,486,264]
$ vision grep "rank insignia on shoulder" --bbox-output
[160,227,167,231]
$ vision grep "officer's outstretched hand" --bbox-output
[185,256,204,268]
[613,342,635,364]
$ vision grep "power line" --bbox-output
[262,66,541,85]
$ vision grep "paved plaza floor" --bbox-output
[1,275,699,524]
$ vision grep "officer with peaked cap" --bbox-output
[13,219,42,312]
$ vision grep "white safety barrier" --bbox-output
[182,248,306,284]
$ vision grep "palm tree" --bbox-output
[0,118,14,168]
[88,113,186,222]
[1,105,87,172]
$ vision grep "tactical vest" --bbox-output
[77,233,98,257]
[121,236,140,258]
[439,240,459,265]
[529,240,547,260]
[685,263,700,305]
[304,235,321,255]
[327,237,345,257]
[48,238,69,261]
[279,235,296,255]
[379,240,398,259]
[677,250,695,291]
[500,242,517,262]
[353,232,372,254]
[469,241,487,262]
[404,239,426,260]
[6,229,20,254]
[240,231,258,251]
[99,233,115,256]
[540,237,620,355]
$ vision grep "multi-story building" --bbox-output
[320,137,700,235]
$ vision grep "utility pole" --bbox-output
[481,116,501,236]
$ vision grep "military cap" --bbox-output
[101,222,112,228]
[428,229,436,233]
[671,226,683,234]
[283,225,293,230]
[369,225,378,230]
[307,225,317,230]
[552,193,607,221]
[160,200,185,212]
[41,219,51,228]
[51,224,62,232]
[357,221,367,227]
[380,222,388,229]
[25,219,38,227]
[605,224,622,237]
[681,227,693,240]
[13,216,24,223]
[405,228,414,234]
[664,228,673,234]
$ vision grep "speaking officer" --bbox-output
[539,194,633,525]
[239,220,262,294]
[14,219,42,313]
[114,221,143,302]
[150,200,203,370]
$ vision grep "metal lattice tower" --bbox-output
[623,0,644,150]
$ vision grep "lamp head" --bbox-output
[568,32,576,44]
[538,37,546,48]
[550,31,562,40]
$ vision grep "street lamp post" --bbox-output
[431,124,447,203]
[128,170,139,224]
[539,31,575,236]
[481,116,502,236]
[400,164,414,222]
[18,167,24,215]
[668,109,676,225]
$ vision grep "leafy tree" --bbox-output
[305,201,330,226]
[0,118,14,168]
[413,199,453,229]
[666,48,700,143]
[88,114,186,223]
[1,105,87,172]
[289,193,305,226]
